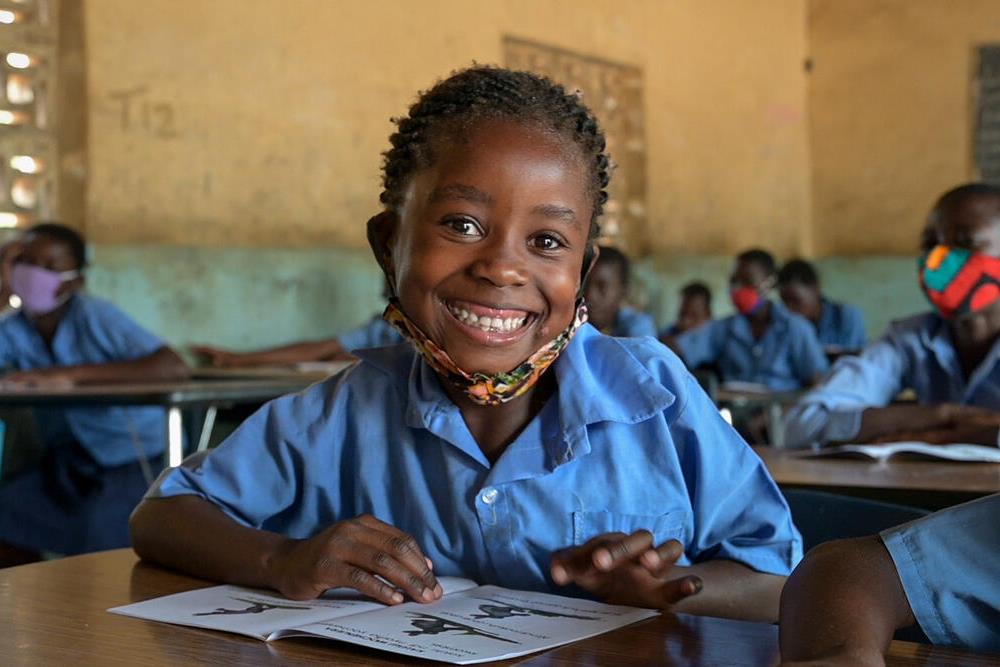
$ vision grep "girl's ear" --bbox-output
[366,211,400,296]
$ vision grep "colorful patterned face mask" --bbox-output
[383,299,589,406]
[919,245,1000,319]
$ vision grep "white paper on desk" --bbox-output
[108,576,478,640]
[110,580,657,664]
[804,442,1000,463]
[280,585,658,664]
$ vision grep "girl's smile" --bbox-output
[387,118,593,375]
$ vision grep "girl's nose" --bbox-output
[469,235,528,288]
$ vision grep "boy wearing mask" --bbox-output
[671,249,828,392]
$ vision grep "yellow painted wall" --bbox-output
[82,0,811,256]
[808,0,1000,255]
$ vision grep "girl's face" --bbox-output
[390,119,593,375]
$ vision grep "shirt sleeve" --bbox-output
[783,334,908,449]
[619,309,658,338]
[338,316,398,351]
[146,382,333,528]
[88,298,166,359]
[673,373,803,575]
[675,320,723,369]
[843,304,868,350]
[789,318,830,386]
[880,494,1000,652]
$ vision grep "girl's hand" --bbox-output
[550,531,703,609]
[266,514,442,604]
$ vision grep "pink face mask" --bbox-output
[9,263,80,316]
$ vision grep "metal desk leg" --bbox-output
[166,406,184,467]
[196,406,218,453]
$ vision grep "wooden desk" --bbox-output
[0,377,326,467]
[0,550,992,666]
[755,446,1000,509]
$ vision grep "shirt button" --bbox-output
[481,487,499,505]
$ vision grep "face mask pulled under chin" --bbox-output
[919,245,1000,319]
[9,263,80,316]
[382,298,589,406]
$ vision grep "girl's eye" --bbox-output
[531,234,565,251]
[443,217,482,237]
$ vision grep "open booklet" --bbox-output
[109,577,658,664]
[802,442,1000,463]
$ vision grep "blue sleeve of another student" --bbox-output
[616,307,658,338]
[841,304,868,350]
[671,371,803,574]
[674,320,724,369]
[880,494,1000,653]
[787,316,830,386]
[783,336,908,449]
[85,298,166,359]
[338,316,400,351]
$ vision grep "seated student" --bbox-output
[662,281,713,336]
[582,245,656,338]
[784,183,1000,449]
[194,282,403,367]
[780,493,1000,662]
[669,249,829,392]
[0,223,189,567]
[131,66,800,623]
[777,258,867,352]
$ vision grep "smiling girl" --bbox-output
[131,67,800,621]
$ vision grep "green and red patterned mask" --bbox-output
[919,245,1000,319]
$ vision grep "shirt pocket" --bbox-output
[572,510,689,548]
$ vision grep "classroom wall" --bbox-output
[807,0,1000,255]
[81,0,812,257]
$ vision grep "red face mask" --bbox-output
[730,286,766,316]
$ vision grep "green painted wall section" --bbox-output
[83,245,930,357]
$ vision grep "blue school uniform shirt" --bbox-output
[816,298,867,351]
[0,293,167,467]
[611,306,657,338]
[337,314,402,351]
[674,302,829,392]
[784,312,1000,449]
[148,324,801,593]
[881,493,1000,652]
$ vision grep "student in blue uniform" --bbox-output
[662,281,713,337]
[0,223,189,566]
[780,493,1000,661]
[777,258,867,353]
[582,245,656,338]
[131,67,800,622]
[784,183,1000,449]
[670,249,829,392]
[194,281,403,367]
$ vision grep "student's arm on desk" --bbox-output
[779,536,913,667]
[193,338,353,368]
[130,495,441,606]
[550,530,784,623]
[1,346,189,386]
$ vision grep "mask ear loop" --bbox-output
[577,243,599,306]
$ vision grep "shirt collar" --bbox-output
[920,312,1000,389]
[730,300,790,342]
[354,323,676,472]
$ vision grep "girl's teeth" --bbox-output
[449,303,526,332]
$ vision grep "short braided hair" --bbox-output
[380,65,611,239]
